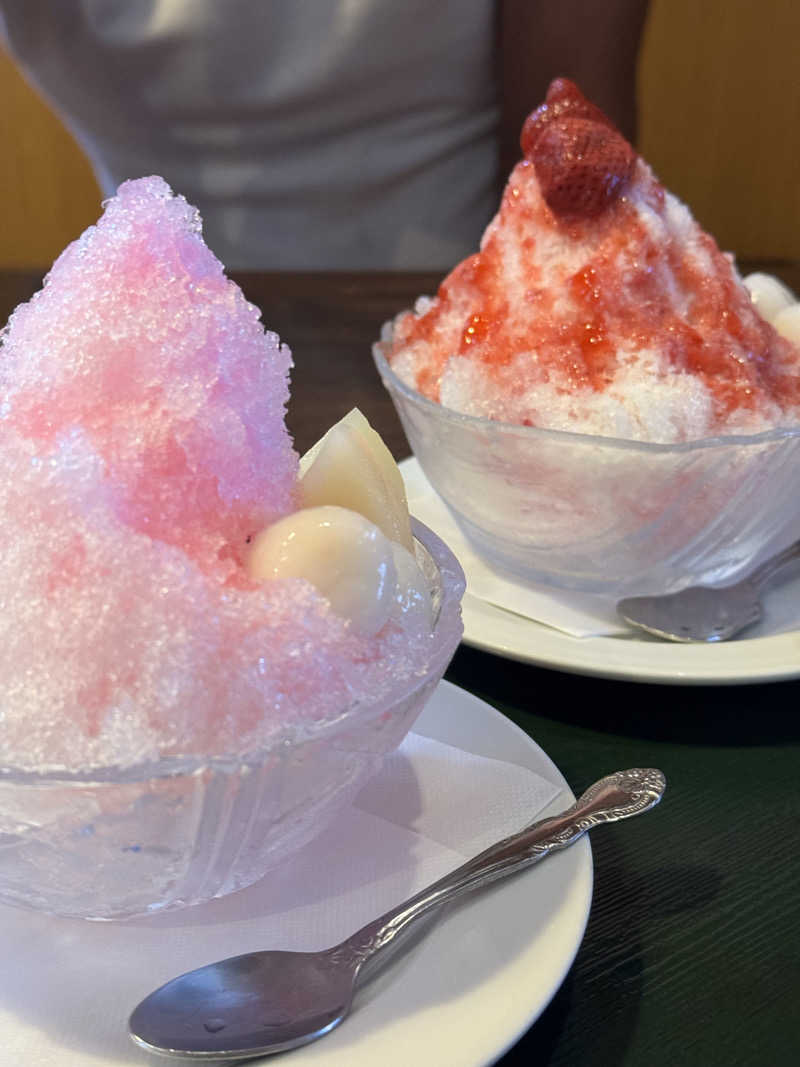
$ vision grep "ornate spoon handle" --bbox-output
[342,768,665,976]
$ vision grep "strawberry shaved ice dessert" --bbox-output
[380,79,800,443]
[374,79,800,597]
[0,177,461,776]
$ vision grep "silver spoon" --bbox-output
[129,767,665,1062]
[616,539,800,643]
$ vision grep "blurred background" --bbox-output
[1,0,798,270]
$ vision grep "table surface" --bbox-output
[2,264,799,1067]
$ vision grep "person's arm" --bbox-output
[498,0,650,180]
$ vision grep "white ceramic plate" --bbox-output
[292,682,593,1067]
[460,593,800,686]
[0,683,591,1067]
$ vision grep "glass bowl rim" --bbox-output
[373,344,800,454]
[0,518,463,786]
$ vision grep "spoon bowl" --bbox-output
[129,768,665,1061]
[617,539,800,642]
[130,949,357,1059]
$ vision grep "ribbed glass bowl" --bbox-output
[375,347,800,596]
[0,520,464,920]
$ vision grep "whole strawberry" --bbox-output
[521,79,637,221]
[520,77,615,157]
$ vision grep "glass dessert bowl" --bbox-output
[376,347,800,596]
[0,519,463,921]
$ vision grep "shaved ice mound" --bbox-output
[2,177,297,578]
[379,80,800,443]
[0,178,462,776]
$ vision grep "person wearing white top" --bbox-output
[1,0,647,270]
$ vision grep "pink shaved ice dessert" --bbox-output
[379,79,800,443]
[0,177,462,776]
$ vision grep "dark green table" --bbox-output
[2,267,798,1066]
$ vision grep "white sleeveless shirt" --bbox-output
[2,0,499,269]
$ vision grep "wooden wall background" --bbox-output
[1,0,799,269]
[0,51,100,268]
[638,0,800,262]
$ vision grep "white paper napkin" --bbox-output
[0,723,562,1066]
[402,458,629,637]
